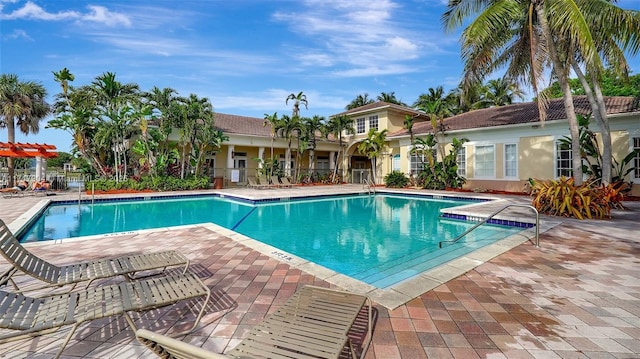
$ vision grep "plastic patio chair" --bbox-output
[258,176,276,189]
[0,218,190,292]
[137,285,373,359]
[0,271,211,359]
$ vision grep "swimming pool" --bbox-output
[19,194,524,288]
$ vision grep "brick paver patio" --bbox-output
[0,187,638,358]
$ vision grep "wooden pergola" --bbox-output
[0,142,58,159]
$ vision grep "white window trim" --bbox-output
[457,146,466,177]
[503,143,518,179]
[631,136,640,184]
[554,139,572,179]
[474,144,496,179]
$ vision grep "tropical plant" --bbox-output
[384,171,409,188]
[443,0,640,186]
[415,136,467,190]
[377,92,407,106]
[90,72,141,181]
[356,129,388,184]
[50,69,108,177]
[301,115,326,182]
[286,91,308,118]
[346,93,374,110]
[530,176,624,219]
[326,114,355,182]
[480,78,525,106]
[403,114,415,146]
[275,114,303,178]
[0,73,50,186]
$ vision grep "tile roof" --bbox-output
[388,96,640,137]
[214,113,272,137]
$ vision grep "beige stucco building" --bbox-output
[176,97,640,196]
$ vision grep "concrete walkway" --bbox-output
[0,186,638,358]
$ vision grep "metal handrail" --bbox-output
[439,204,540,248]
[363,178,376,194]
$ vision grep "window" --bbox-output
[317,156,330,171]
[457,147,466,177]
[410,154,425,174]
[393,154,401,171]
[556,141,572,177]
[356,117,365,134]
[474,145,495,177]
[634,137,640,180]
[504,144,518,178]
[369,115,378,131]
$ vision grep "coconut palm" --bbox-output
[482,78,526,106]
[0,74,50,186]
[263,112,279,163]
[403,114,415,146]
[326,114,355,182]
[442,0,617,185]
[356,129,388,184]
[377,92,407,106]
[346,93,374,110]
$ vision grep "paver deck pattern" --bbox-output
[0,186,638,358]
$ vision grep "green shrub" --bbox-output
[384,171,409,188]
[87,175,209,192]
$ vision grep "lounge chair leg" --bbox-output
[173,285,211,336]
[54,323,80,359]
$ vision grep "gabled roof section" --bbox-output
[214,113,272,137]
[332,101,427,119]
[388,96,640,138]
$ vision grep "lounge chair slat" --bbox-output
[0,272,210,357]
[0,218,189,292]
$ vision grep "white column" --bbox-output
[227,145,234,169]
[329,151,336,171]
[35,157,43,180]
[258,147,265,168]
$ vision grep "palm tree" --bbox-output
[302,115,326,182]
[413,86,447,108]
[0,74,50,186]
[356,129,388,184]
[377,92,407,106]
[90,72,140,181]
[50,70,108,176]
[263,112,279,162]
[482,78,526,106]
[326,114,355,182]
[417,99,451,158]
[345,93,374,110]
[403,114,415,146]
[286,91,308,118]
[275,114,303,179]
[443,0,603,185]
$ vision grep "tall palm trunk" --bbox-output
[535,2,583,185]
[571,62,613,184]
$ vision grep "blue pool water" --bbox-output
[20,194,523,288]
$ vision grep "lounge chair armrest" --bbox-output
[136,329,229,359]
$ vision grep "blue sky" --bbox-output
[2,0,640,153]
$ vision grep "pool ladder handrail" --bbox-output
[364,178,376,194]
[439,204,540,248]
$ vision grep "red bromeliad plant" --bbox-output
[530,177,625,220]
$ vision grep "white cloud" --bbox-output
[0,1,130,27]
[273,0,421,77]
[3,28,32,41]
[83,5,131,27]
